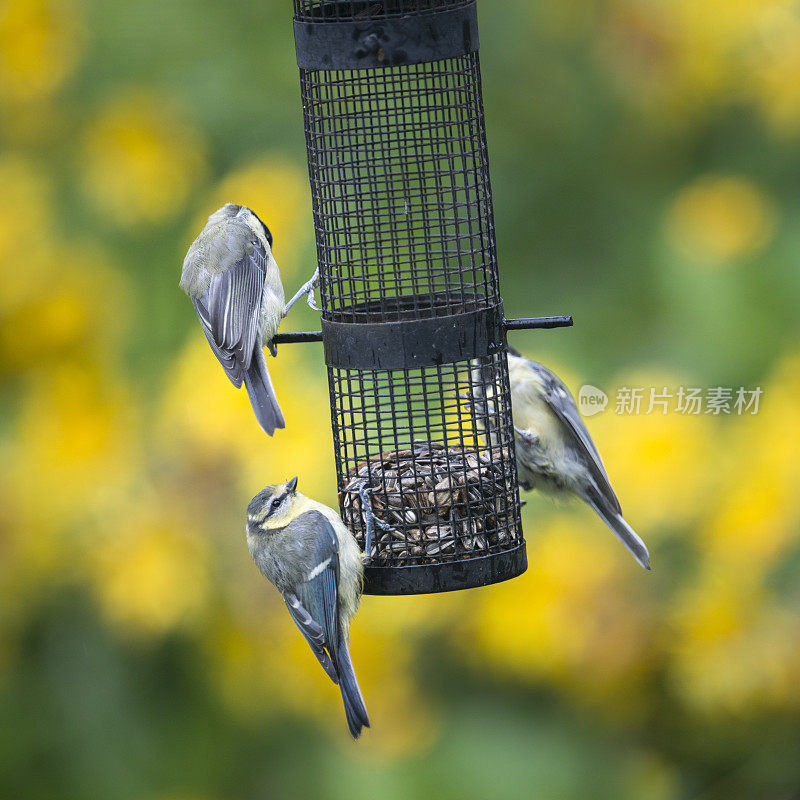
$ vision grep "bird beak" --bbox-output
[286,476,298,493]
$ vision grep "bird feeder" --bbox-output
[275,0,572,595]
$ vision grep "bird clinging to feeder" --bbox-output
[472,349,650,570]
[180,203,320,436]
[246,476,370,739]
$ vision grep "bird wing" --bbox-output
[284,592,339,684]
[193,239,266,384]
[537,362,622,514]
[286,510,342,684]
[192,298,243,385]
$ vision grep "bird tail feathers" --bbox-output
[243,343,285,436]
[336,632,370,739]
[586,492,650,570]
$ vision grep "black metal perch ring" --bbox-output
[272,315,574,345]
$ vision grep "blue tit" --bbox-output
[506,348,650,569]
[246,477,370,738]
[180,203,286,435]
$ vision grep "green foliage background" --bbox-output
[2,1,800,799]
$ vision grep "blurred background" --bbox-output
[2,0,800,798]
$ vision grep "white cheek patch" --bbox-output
[248,509,268,524]
[306,558,331,581]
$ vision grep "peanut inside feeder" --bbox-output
[341,441,516,566]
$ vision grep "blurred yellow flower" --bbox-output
[0,241,130,374]
[7,361,141,523]
[199,156,313,284]
[205,595,398,745]
[207,606,333,720]
[236,347,335,501]
[160,336,335,505]
[82,90,207,226]
[363,591,463,640]
[160,337,263,463]
[0,360,142,615]
[351,597,449,758]
[0,289,86,372]
[601,0,796,121]
[218,606,443,756]
[750,16,800,134]
[702,353,800,573]
[0,154,57,311]
[0,467,74,612]
[589,371,717,532]
[665,175,775,266]
[90,505,209,636]
[0,0,84,104]
[670,568,800,714]
[668,0,778,52]
[468,518,653,708]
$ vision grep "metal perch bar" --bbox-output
[271,315,574,345]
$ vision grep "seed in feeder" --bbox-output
[341,441,519,567]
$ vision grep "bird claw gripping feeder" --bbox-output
[279,0,572,594]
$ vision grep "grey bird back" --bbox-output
[180,205,285,435]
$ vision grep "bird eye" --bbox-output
[271,498,282,510]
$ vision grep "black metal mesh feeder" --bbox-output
[276,0,572,594]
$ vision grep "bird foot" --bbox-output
[357,483,395,561]
[514,425,540,448]
[285,267,321,314]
